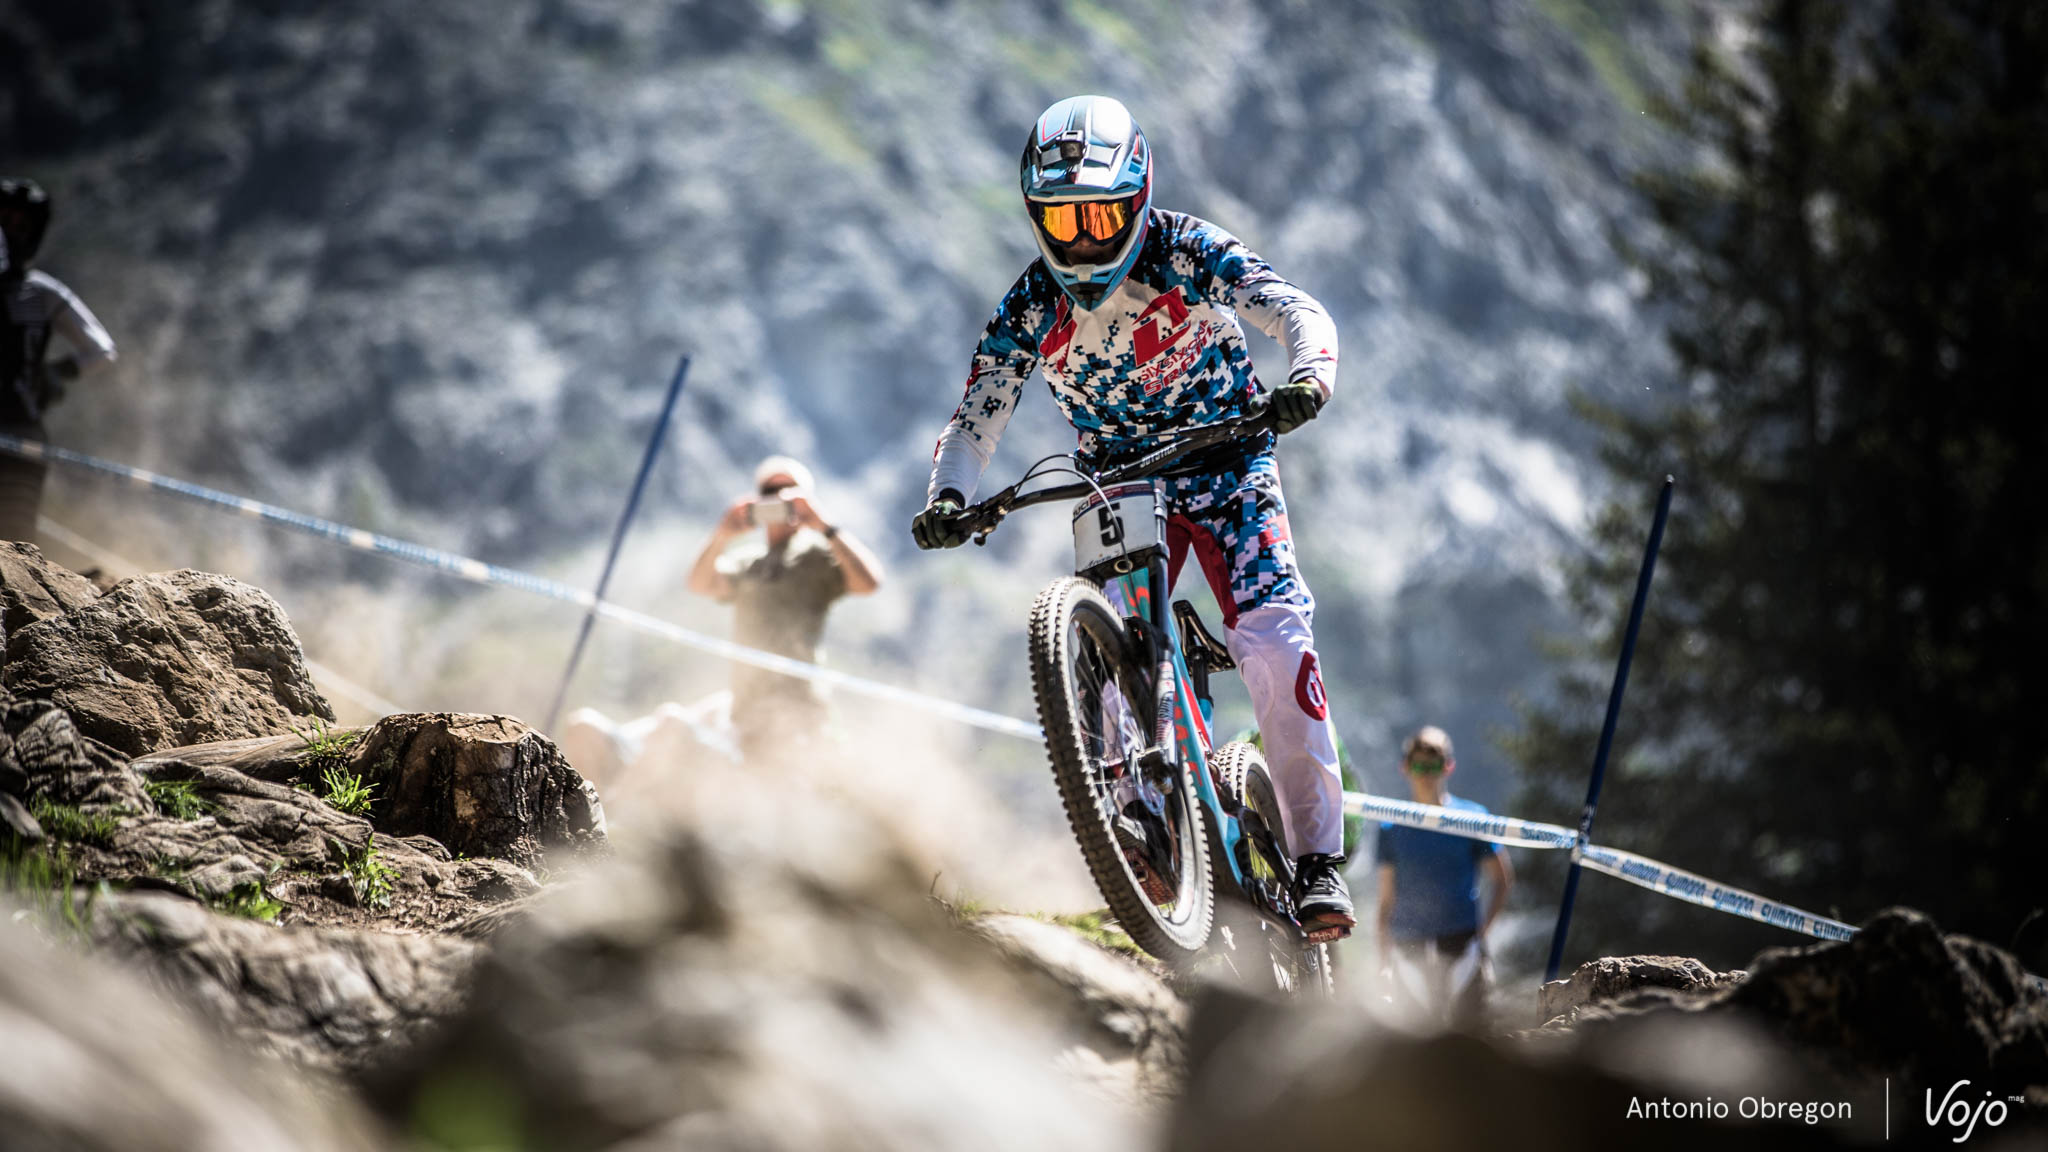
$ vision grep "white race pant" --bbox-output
[1226,602,1344,857]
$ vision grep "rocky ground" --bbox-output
[3,541,2044,1150]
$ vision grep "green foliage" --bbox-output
[1043,908,1148,962]
[333,837,396,910]
[293,716,359,763]
[212,880,284,923]
[0,842,96,934]
[408,1062,527,1152]
[29,798,120,847]
[1514,0,2048,965]
[143,779,213,821]
[319,763,378,817]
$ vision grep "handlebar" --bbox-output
[949,404,1275,544]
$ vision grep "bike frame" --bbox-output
[1096,557,1255,895]
[954,408,1299,922]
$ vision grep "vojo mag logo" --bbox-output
[1925,1080,2025,1143]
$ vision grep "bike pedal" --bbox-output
[1305,925,1349,945]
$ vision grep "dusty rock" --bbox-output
[359,769,1136,1152]
[0,541,100,660]
[1539,954,1744,1025]
[1573,908,2048,1100]
[967,912,1187,1105]
[1172,987,1867,1152]
[131,734,544,933]
[349,712,605,867]
[89,888,480,1072]
[0,906,380,1152]
[1,568,334,759]
[2,688,148,813]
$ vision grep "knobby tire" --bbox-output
[1028,577,1214,962]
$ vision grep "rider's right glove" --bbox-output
[911,493,970,550]
[1271,376,1327,434]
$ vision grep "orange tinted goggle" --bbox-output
[1033,197,1137,244]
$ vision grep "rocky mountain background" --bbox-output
[3,0,1707,837]
[3,544,2045,1150]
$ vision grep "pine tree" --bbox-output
[1512,0,2048,970]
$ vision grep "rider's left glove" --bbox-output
[911,493,970,550]
[1271,377,1327,434]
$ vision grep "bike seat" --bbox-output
[1173,600,1235,671]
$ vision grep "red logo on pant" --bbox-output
[1294,653,1328,720]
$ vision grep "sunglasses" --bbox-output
[1405,751,1448,774]
[1031,196,1137,245]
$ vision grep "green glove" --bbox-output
[1271,378,1326,434]
[911,494,970,550]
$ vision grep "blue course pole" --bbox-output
[544,354,692,733]
[1543,476,1675,983]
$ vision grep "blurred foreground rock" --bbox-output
[1564,908,2048,1102]
[360,754,1139,1152]
[0,907,379,1152]
[0,562,334,758]
[966,912,1187,1105]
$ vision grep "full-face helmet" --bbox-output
[1019,95,1151,310]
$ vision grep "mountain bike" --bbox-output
[940,408,1335,996]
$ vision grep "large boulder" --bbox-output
[0,906,379,1152]
[0,568,334,759]
[0,542,100,661]
[348,713,605,868]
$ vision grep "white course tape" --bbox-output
[5,433,1039,741]
[13,435,1862,941]
[1343,792,1578,850]
[1574,842,1857,941]
[1343,791,1856,940]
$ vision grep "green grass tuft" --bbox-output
[0,842,96,933]
[211,880,284,923]
[319,763,377,817]
[29,798,120,847]
[332,837,396,909]
[293,716,360,761]
[143,779,213,821]
[1043,908,1148,961]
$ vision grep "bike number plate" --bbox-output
[1073,482,1165,574]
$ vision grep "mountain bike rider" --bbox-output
[910,95,1355,937]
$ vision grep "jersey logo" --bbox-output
[1038,295,1076,372]
[1295,652,1329,720]
[1133,287,1191,366]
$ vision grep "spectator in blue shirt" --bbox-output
[1373,725,1513,1024]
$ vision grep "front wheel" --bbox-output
[1029,576,1214,962]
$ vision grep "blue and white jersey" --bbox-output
[928,210,1338,502]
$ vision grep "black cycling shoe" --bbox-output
[1293,853,1356,937]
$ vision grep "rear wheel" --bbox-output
[1029,577,1213,961]
[1206,741,1336,998]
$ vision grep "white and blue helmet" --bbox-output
[1020,95,1152,310]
